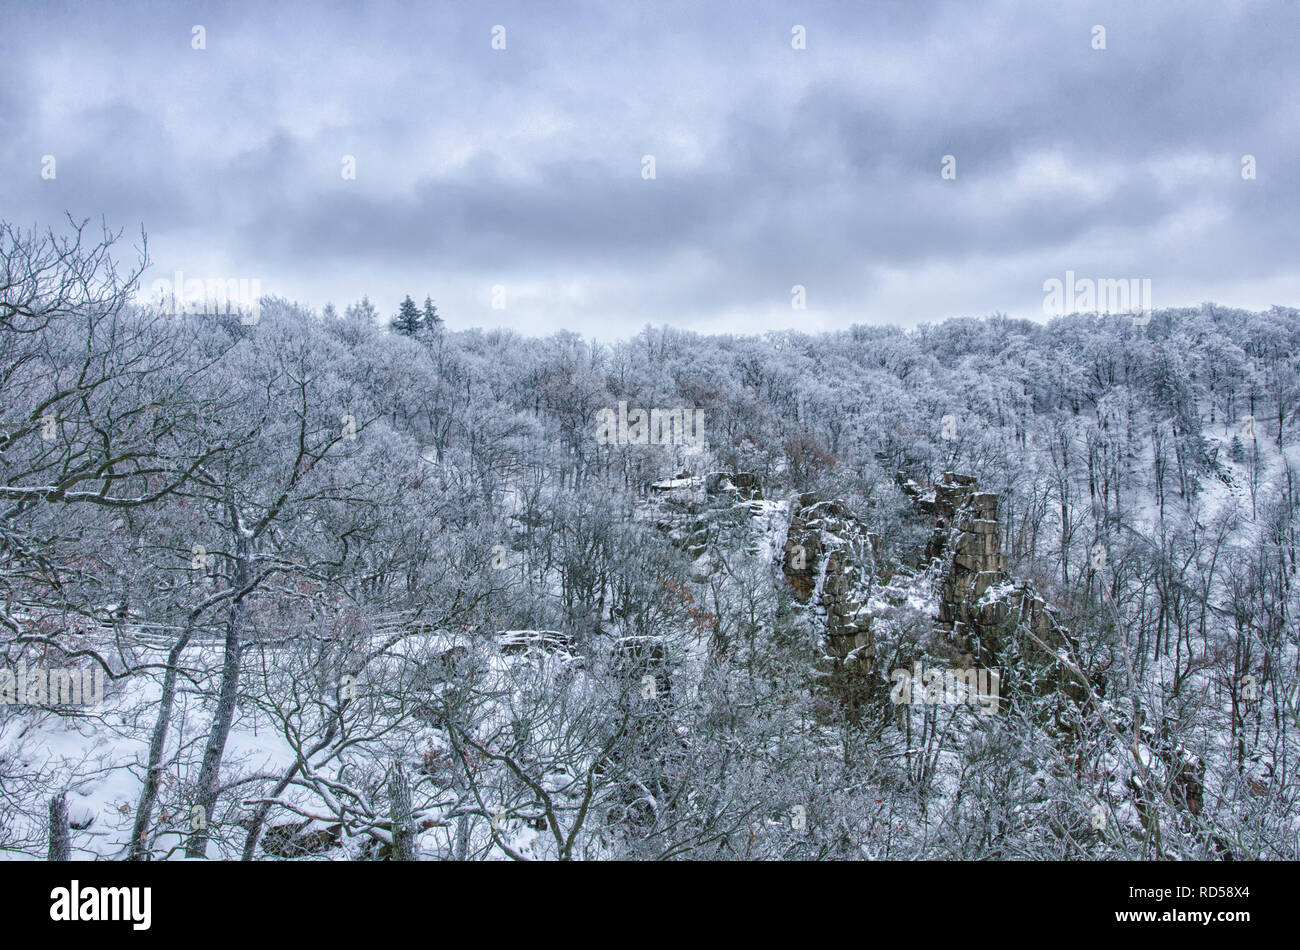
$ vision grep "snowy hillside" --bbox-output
[1,219,1297,860]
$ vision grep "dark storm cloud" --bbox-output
[1,0,1296,335]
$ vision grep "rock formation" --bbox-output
[915,472,1086,703]
[648,470,768,559]
[779,492,885,720]
[782,493,877,653]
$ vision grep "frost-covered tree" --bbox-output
[391,295,422,336]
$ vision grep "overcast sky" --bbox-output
[2,0,1297,337]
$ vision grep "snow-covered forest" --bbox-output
[1,219,1296,861]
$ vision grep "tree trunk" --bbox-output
[48,793,72,861]
[186,527,252,858]
[388,760,418,861]
[129,618,200,860]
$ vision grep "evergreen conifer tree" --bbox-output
[392,295,422,335]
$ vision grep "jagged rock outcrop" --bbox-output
[704,471,762,501]
[649,469,761,504]
[917,472,1085,703]
[261,819,343,857]
[497,630,577,656]
[780,493,884,720]
[648,470,769,559]
[782,493,878,646]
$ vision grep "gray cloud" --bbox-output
[1,0,1296,336]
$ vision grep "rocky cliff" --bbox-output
[646,468,1089,711]
[912,472,1087,703]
